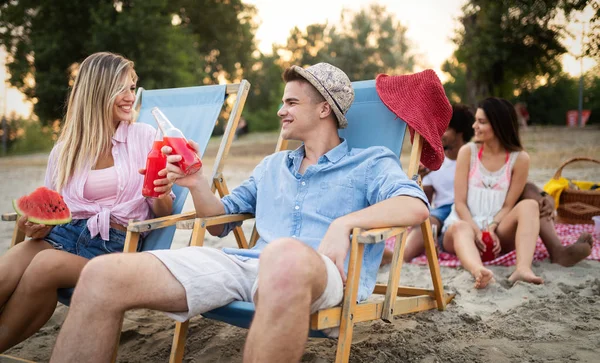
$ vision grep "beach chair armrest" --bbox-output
[355,226,407,244]
[2,212,18,222]
[176,213,255,230]
[127,211,198,233]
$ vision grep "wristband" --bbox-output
[489,220,499,228]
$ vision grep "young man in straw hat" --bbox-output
[51,63,430,362]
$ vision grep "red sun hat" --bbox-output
[376,70,452,171]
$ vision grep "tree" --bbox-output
[442,57,468,104]
[0,0,106,124]
[88,0,205,91]
[518,73,579,125]
[453,0,570,105]
[243,50,284,132]
[167,0,258,83]
[277,4,416,81]
[0,0,258,124]
[562,0,600,58]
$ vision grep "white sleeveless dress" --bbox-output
[443,142,520,232]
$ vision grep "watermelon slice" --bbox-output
[13,187,72,225]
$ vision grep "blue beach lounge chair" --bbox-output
[166,80,455,363]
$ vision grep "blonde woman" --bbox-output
[0,52,173,351]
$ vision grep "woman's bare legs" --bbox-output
[495,199,543,285]
[443,221,494,289]
[0,239,53,307]
[0,249,88,352]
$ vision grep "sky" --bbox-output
[246,0,466,76]
[246,0,597,78]
[1,0,598,118]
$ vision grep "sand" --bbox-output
[2,126,600,362]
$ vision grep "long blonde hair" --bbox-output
[54,52,137,191]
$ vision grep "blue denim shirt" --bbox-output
[221,139,429,302]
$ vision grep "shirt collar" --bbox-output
[321,138,348,164]
[112,121,129,143]
[287,138,348,167]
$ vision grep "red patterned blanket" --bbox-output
[390,224,599,267]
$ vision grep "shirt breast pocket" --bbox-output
[316,181,355,220]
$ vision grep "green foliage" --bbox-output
[168,0,258,82]
[518,74,578,125]
[1,117,55,155]
[454,0,571,105]
[581,70,600,125]
[87,0,205,91]
[442,57,467,104]
[276,4,415,81]
[561,0,600,58]
[0,0,258,125]
[244,52,284,132]
[0,0,104,125]
[516,71,600,125]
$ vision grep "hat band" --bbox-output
[307,71,344,117]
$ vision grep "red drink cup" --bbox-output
[151,107,202,175]
[163,136,202,175]
[480,231,495,262]
[142,139,167,198]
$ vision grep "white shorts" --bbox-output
[147,246,344,322]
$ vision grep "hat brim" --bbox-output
[290,65,348,129]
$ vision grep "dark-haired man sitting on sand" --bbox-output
[51,63,430,363]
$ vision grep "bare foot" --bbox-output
[473,267,494,289]
[508,268,543,285]
[551,232,593,267]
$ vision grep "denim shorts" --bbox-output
[430,203,453,224]
[44,219,131,260]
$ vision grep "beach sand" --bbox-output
[2,126,600,362]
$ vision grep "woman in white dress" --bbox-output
[442,97,542,289]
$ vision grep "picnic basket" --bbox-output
[551,157,600,224]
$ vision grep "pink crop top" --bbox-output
[83,166,118,208]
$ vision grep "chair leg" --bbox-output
[123,229,140,253]
[190,218,207,247]
[421,219,446,310]
[170,321,190,363]
[382,230,408,322]
[214,176,249,249]
[335,231,364,363]
[248,225,260,248]
[10,223,25,247]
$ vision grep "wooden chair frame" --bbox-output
[164,132,454,363]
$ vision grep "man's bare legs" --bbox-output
[0,249,87,352]
[245,238,329,363]
[443,221,494,289]
[50,253,188,363]
[539,218,592,267]
[52,239,334,363]
[520,182,592,266]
